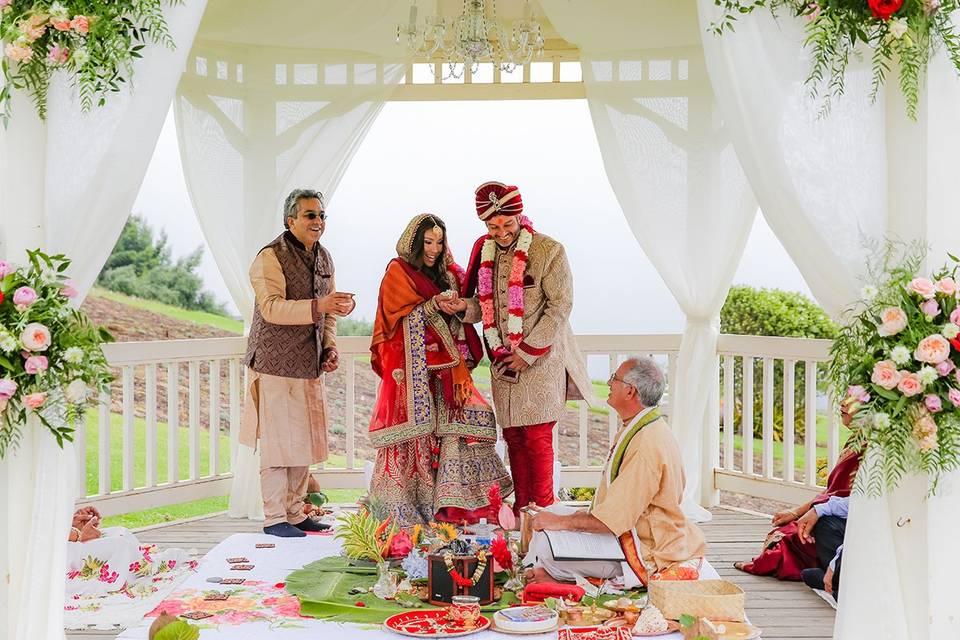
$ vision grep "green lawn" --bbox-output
[729,415,852,476]
[91,287,244,334]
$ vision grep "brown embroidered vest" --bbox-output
[244,232,333,379]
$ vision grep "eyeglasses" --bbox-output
[607,374,634,390]
[302,212,327,221]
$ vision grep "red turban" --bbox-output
[475,181,522,221]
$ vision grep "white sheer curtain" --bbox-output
[0,5,205,638]
[541,0,757,521]
[174,0,411,519]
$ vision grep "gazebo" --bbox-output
[2,1,959,639]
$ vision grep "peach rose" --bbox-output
[878,307,908,337]
[914,334,951,364]
[70,15,89,34]
[4,41,33,62]
[872,360,902,390]
[23,392,46,410]
[20,322,51,351]
[908,277,936,299]
[898,371,923,397]
[51,19,71,31]
[936,277,957,296]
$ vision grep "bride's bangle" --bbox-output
[70,526,82,541]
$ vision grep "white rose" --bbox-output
[943,323,960,340]
[64,379,88,404]
[861,285,878,300]
[63,347,84,364]
[889,18,909,39]
[918,365,939,386]
[19,322,52,352]
[890,345,911,365]
[873,413,891,430]
[71,47,90,67]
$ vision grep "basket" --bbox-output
[647,579,745,622]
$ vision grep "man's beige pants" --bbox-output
[261,466,310,527]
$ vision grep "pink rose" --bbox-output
[23,392,46,410]
[921,299,941,318]
[60,280,78,298]
[48,45,69,64]
[878,307,908,337]
[915,334,952,364]
[936,277,957,296]
[936,359,956,376]
[924,394,943,413]
[4,42,33,62]
[897,371,923,397]
[19,322,51,351]
[951,308,960,326]
[70,15,90,34]
[872,360,902,390]
[0,260,12,278]
[0,0,12,9]
[24,355,48,374]
[0,378,16,399]
[908,277,937,299]
[948,388,960,407]
[12,286,37,307]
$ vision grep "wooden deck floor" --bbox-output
[67,506,835,640]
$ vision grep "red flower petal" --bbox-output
[275,582,286,589]
[355,601,366,607]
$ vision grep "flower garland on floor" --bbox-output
[477,226,533,358]
[0,0,180,124]
[709,0,960,119]
[827,240,960,495]
[0,249,113,456]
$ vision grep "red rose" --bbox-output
[0,291,4,304]
[867,0,903,20]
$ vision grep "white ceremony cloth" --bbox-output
[0,4,205,639]
[541,0,757,521]
[117,531,725,640]
[172,1,411,520]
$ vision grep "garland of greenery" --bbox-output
[0,0,180,125]
[709,0,960,119]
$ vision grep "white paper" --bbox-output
[543,531,626,561]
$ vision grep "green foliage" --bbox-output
[153,619,199,640]
[97,216,227,315]
[708,0,960,120]
[721,285,838,442]
[0,1,180,125]
[337,317,373,336]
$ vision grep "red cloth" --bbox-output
[503,423,556,516]
[522,582,585,603]
[741,449,861,580]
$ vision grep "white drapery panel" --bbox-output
[696,2,886,318]
[173,1,410,519]
[541,0,757,521]
[0,5,205,638]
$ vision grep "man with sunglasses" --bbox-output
[241,188,355,537]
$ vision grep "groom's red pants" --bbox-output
[502,422,556,516]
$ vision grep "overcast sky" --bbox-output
[133,99,812,333]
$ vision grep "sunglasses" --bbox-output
[301,212,327,221]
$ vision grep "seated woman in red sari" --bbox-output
[369,214,513,527]
[734,445,861,580]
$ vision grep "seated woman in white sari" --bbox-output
[65,507,197,628]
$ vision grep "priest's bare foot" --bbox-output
[524,567,554,584]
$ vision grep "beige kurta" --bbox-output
[590,416,706,571]
[239,248,334,467]
[464,233,594,427]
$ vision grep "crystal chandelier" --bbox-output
[396,0,545,79]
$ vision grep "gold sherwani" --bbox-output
[465,233,593,427]
[591,415,706,571]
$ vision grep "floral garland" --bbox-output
[0,1,180,125]
[477,226,533,358]
[709,0,960,119]
[444,550,487,587]
[0,249,113,456]
[827,240,960,495]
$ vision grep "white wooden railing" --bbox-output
[79,334,840,516]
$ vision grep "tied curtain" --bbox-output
[172,0,411,519]
[540,0,757,521]
[0,4,206,638]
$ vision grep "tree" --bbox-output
[98,216,227,315]
[720,286,838,442]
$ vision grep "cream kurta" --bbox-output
[239,247,334,467]
[590,416,706,571]
[465,233,593,426]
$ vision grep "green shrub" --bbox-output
[337,317,373,336]
[720,286,838,443]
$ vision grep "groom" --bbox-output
[447,181,592,515]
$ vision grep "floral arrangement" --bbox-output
[827,241,960,494]
[335,509,403,563]
[709,0,960,119]
[0,249,113,456]
[0,0,180,124]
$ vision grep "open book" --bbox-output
[543,530,626,561]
